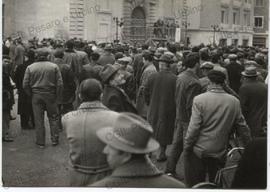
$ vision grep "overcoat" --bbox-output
[102,85,137,114]
[145,70,177,145]
[239,80,267,137]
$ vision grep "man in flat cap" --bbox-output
[225,54,244,93]
[98,44,116,66]
[184,70,251,187]
[91,113,185,188]
[23,49,63,148]
[63,79,119,186]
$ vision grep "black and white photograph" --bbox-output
[1,0,269,189]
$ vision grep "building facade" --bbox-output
[178,0,255,46]
[253,0,269,47]
[3,0,181,44]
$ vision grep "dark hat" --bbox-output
[97,113,160,154]
[157,54,174,64]
[100,64,120,83]
[208,70,226,84]
[54,49,64,58]
[241,67,260,77]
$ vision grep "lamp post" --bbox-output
[211,24,221,46]
[113,17,124,43]
[182,21,190,47]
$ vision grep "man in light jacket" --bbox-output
[184,70,251,187]
[62,79,119,186]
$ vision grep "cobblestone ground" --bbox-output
[2,95,184,187]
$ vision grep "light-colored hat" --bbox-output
[97,113,160,154]
[200,62,214,69]
[241,67,260,77]
[228,54,238,60]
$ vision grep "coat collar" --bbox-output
[111,156,162,178]
[207,84,225,93]
[184,69,199,80]
[78,101,108,110]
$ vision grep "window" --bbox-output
[232,39,238,46]
[221,8,229,24]
[254,16,264,28]
[242,39,249,47]
[244,11,250,26]
[233,9,240,25]
[219,39,227,47]
[255,0,264,6]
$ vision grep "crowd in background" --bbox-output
[2,35,268,188]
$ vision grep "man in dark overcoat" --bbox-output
[239,67,268,137]
[100,64,137,114]
[144,54,177,162]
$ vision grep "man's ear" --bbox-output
[122,152,132,164]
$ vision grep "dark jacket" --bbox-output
[97,52,115,66]
[63,49,81,79]
[176,70,202,123]
[91,156,186,188]
[102,85,137,114]
[54,58,76,104]
[232,138,267,189]
[14,60,34,114]
[225,62,244,93]
[239,80,267,137]
[145,70,177,145]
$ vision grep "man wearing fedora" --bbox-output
[101,64,137,114]
[98,44,116,66]
[91,113,185,188]
[144,54,177,162]
[239,67,267,138]
[63,79,119,186]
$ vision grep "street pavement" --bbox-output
[2,96,184,187]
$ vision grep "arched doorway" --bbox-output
[130,6,146,44]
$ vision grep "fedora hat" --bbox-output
[97,113,160,154]
[200,61,214,69]
[100,64,120,83]
[241,67,260,77]
[104,44,113,51]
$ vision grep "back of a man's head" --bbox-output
[66,40,75,50]
[79,79,102,102]
[208,70,226,85]
[184,52,199,68]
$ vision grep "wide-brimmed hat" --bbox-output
[104,44,113,51]
[228,54,237,60]
[241,67,260,77]
[157,54,174,64]
[200,61,214,69]
[97,113,160,154]
[100,64,120,83]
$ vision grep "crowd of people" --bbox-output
[2,36,268,188]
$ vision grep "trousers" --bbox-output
[166,121,188,173]
[32,93,59,145]
[184,151,225,187]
